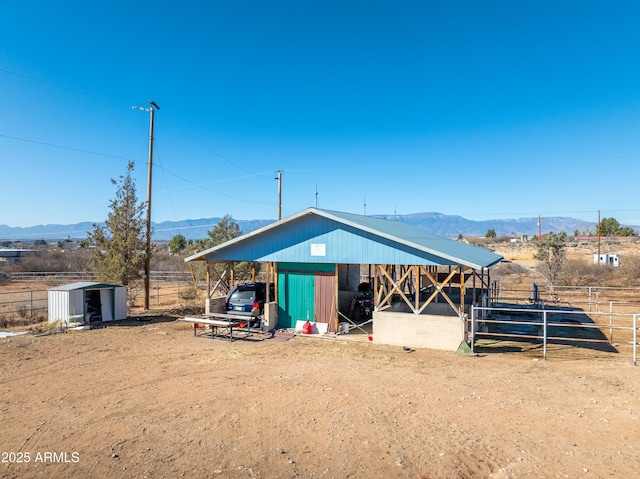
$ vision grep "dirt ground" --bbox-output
[1,314,639,479]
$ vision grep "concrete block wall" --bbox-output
[263,301,277,332]
[373,311,464,351]
[206,297,225,315]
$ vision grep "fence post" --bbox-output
[471,304,476,354]
[29,291,33,318]
[609,301,613,343]
[543,310,547,361]
[634,314,637,366]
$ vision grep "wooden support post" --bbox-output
[414,264,420,312]
[460,266,465,315]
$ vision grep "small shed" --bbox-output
[594,253,620,267]
[48,282,127,324]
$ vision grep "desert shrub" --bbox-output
[618,256,640,286]
[178,286,198,301]
[151,249,185,271]
[16,304,29,319]
[493,261,528,277]
[10,248,94,274]
[127,281,143,308]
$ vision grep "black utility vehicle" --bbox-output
[224,282,274,321]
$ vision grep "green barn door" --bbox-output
[277,272,315,329]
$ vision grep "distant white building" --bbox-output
[594,253,620,267]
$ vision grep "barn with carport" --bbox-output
[184,208,503,351]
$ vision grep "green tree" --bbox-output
[486,229,497,238]
[534,231,567,290]
[168,234,187,254]
[598,217,635,237]
[87,161,147,286]
[203,215,242,247]
[617,226,635,236]
[198,215,259,287]
[598,217,620,236]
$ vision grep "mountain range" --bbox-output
[0,212,613,243]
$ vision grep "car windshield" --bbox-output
[230,290,255,302]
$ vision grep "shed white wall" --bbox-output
[113,286,127,320]
[48,290,84,323]
[69,290,85,318]
[48,291,69,323]
[100,289,113,321]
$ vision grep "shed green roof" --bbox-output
[49,282,123,291]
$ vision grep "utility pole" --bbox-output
[597,209,601,264]
[538,214,541,242]
[133,100,160,310]
[275,170,283,220]
[363,197,366,216]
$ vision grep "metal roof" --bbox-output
[184,208,503,269]
[49,282,123,291]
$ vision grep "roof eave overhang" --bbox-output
[184,208,504,269]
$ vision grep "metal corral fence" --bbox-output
[494,282,640,307]
[470,303,639,365]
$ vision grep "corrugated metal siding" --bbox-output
[100,289,113,321]
[48,290,69,323]
[69,290,84,318]
[276,263,337,330]
[201,216,450,266]
[277,271,315,328]
[47,290,84,323]
[114,286,128,320]
[314,273,336,331]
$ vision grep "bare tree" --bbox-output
[533,231,567,291]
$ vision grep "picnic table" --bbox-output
[178,313,256,341]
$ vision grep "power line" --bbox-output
[163,112,272,179]
[0,133,136,162]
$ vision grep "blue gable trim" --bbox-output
[192,214,457,266]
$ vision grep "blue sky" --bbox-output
[1,1,639,229]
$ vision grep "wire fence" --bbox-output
[0,271,199,325]
[7,271,193,284]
